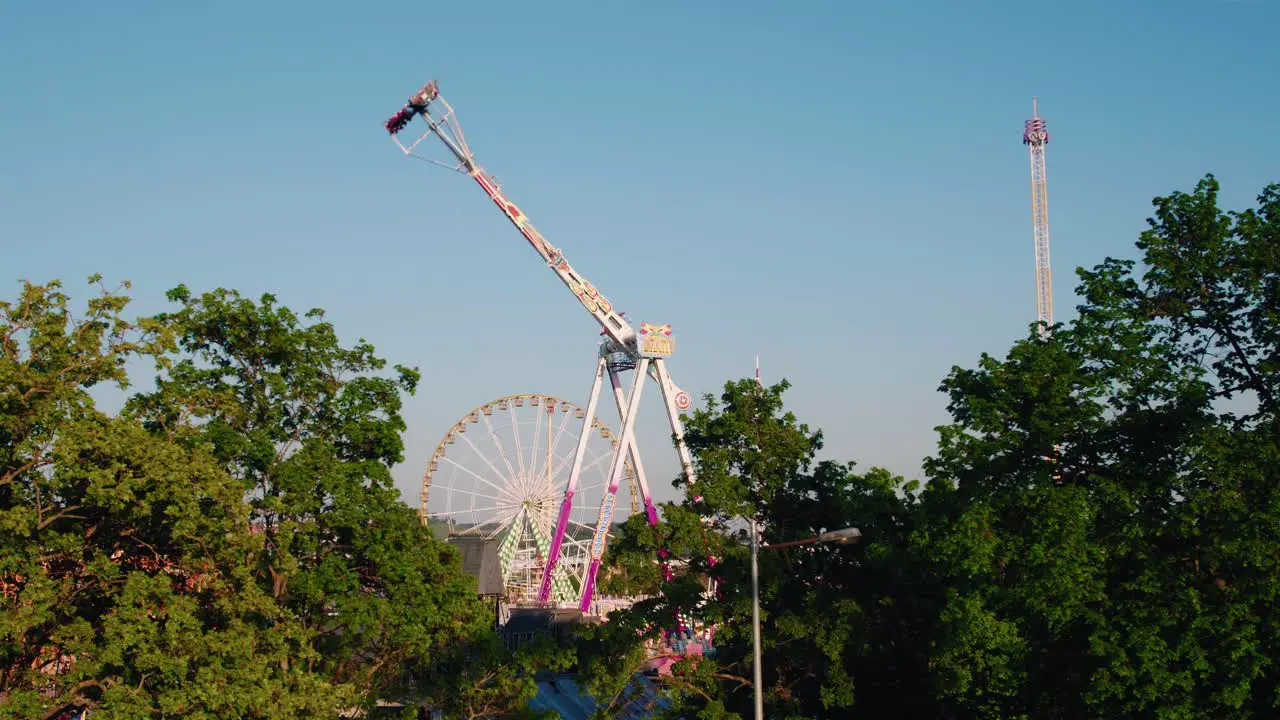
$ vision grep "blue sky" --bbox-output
[3,0,1277,506]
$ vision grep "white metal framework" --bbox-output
[386,81,697,612]
[1023,97,1053,337]
[422,394,639,605]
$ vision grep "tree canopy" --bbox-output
[583,174,1280,719]
[1,279,561,719]
[6,173,1279,719]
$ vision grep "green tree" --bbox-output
[916,174,1280,719]
[427,633,572,720]
[1,278,346,719]
[125,285,559,715]
[2,279,560,719]
[583,174,1280,719]
[588,378,919,719]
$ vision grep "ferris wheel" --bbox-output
[422,394,639,605]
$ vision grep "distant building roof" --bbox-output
[499,607,595,652]
[529,673,670,720]
[446,535,504,596]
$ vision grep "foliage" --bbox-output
[914,174,1280,719]
[424,633,574,720]
[582,174,1280,719]
[124,285,562,715]
[2,279,557,719]
[1,278,347,719]
[9,173,1280,719]
[587,378,918,719]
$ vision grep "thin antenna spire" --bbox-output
[755,354,761,386]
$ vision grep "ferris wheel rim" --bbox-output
[419,392,640,527]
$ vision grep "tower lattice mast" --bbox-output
[1023,97,1053,337]
[1025,99,1063,482]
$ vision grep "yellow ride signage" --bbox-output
[639,322,675,358]
[641,334,674,357]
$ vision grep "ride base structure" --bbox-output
[385,81,699,613]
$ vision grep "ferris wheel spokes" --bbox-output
[477,412,520,487]
[433,450,511,504]
[422,394,639,605]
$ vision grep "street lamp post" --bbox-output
[750,525,860,720]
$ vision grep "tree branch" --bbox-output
[40,679,104,720]
[1,450,48,487]
[38,506,84,531]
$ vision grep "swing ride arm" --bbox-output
[384,80,701,613]
[385,81,642,356]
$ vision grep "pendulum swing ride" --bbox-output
[384,82,718,634]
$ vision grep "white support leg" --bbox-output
[650,358,697,485]
[652,358,716,608]
[608,366,658,526]
[579,358,650,612]
[537,353,607,604]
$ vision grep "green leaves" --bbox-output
[8,172,1279,718]
[1,279,352,719]
[127,285,523,711]
[1,279,540,719]
[1083,174,1280,423]
[588,377,913,718]
[579,174,1280,719]
[680,378,822,524]
[913,175,1280,720]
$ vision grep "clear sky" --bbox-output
[3,0,1277,506]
